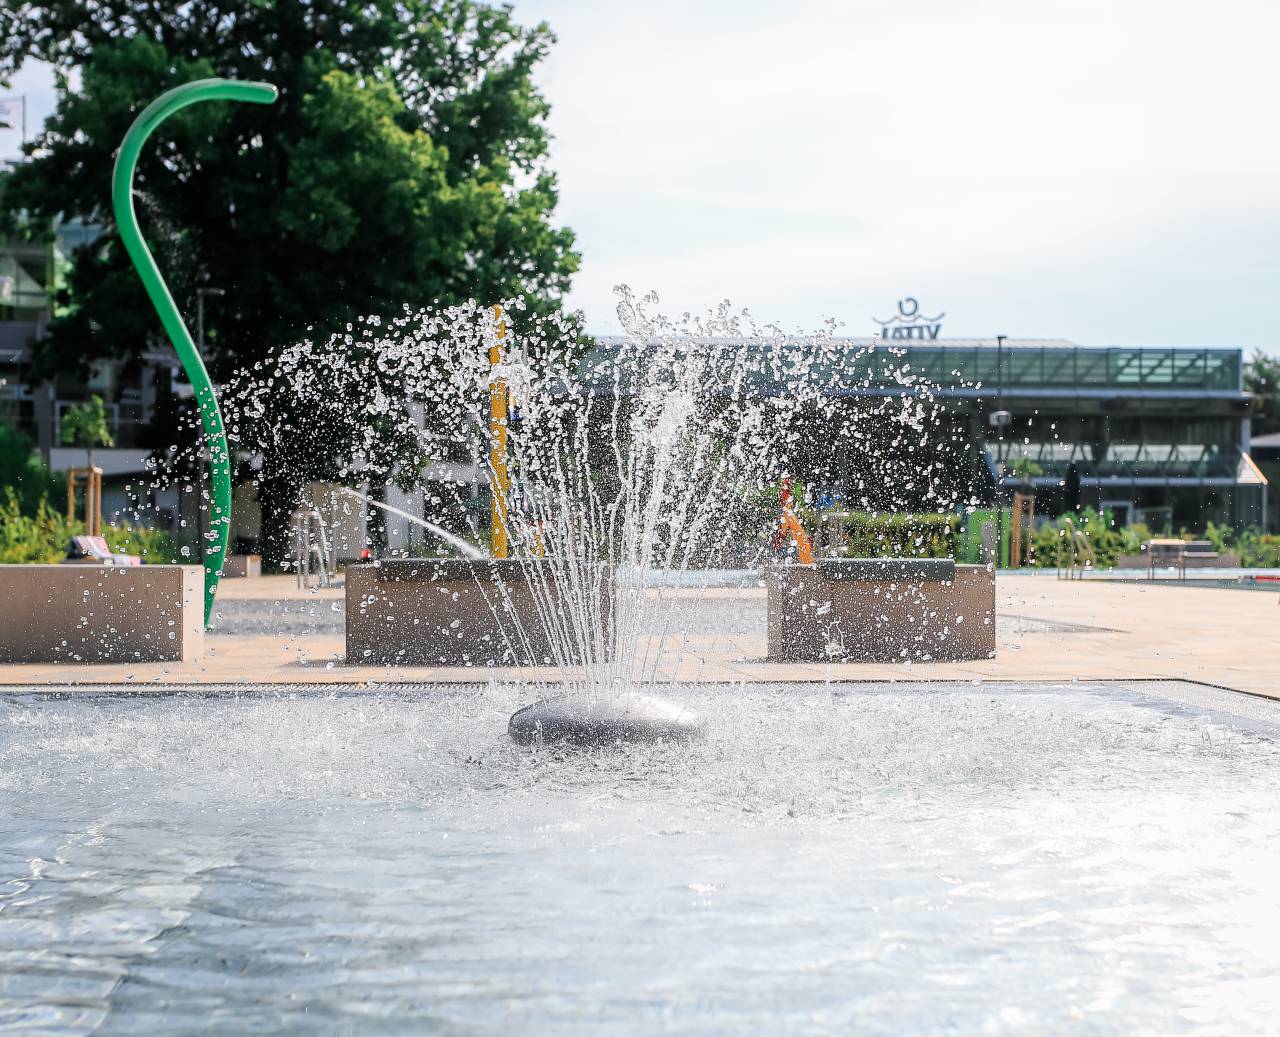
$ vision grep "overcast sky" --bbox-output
[7,0,1280,353]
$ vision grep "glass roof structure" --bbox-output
[586,338,1244,398]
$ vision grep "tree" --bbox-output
[0,424,61,512]
[1245,350,1280,437]
[1063,461,1082,513]
[60,394,114,467]
[1,2,580,564]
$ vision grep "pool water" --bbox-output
[2,682,1279,1034]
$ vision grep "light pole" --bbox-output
[989,334,1011,567]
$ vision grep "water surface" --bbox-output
[2,682,1278,1035]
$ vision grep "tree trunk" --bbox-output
[367,479,389,558]
[257,461,305,573]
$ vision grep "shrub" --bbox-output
[1236,529,1280,568]
[1026,508,1138,568]
[814,511,960,559]
[0,488,179,564]
[0,489,79,563]
[102,522,181,564]
[0,425,61,514]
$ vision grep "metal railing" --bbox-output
[1054,517,1096,580]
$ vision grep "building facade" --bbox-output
[864,337,1263,530]
[590,334,1266,531]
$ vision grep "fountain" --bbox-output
[225,289,980,744]
[101,83,987,738]
[7,75,1280,1037]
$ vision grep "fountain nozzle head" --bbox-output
[508,692,704,747]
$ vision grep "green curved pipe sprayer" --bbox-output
[111,78,278,628]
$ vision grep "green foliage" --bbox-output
[1025,507,1134,568]
[0,487,178,563]
[1008,457,1044,483]
[0,424,61,512]
[100,521,180,563]
[816,511,961,559]
[1024,510,1279,569]
[0,489,78,563]
[1236,530,1280,568]
[1197,522,1280,568]
[2,8,579,383]
[1,4,581,564]
[59,394,114,460]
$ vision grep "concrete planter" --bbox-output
[221,554,262,578]
[345,559,614,667]
[767,559,995,662]
[0,564,204,663]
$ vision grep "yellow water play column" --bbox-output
[489,305,510,558]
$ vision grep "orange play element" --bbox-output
[772,476,814,564]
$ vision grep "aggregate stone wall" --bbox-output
[767,561,995,662]
[0,564,204,663]
[346,560,613,667]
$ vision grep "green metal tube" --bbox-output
[111,78,277,628]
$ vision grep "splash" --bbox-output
[218,288,969,696]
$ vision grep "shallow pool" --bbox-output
[2,682,1279,1034]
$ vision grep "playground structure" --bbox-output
[1008,491,1036,567]
[290,505,335,589]
[112,78,279,628]
[772,477,814,563]
[489,305,510,559]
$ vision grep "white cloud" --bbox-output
[9,5,1280,353]
[517,0,1280,351]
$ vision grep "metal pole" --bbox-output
[112,79,277,628]
[489,304,510,558]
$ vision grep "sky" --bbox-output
[6,0,1280,353]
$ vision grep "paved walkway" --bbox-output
[3,574,1276,696]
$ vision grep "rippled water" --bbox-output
[2,683,1279,1034]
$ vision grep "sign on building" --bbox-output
[874,297,944,340]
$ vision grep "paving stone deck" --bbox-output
[3,573,1276,697]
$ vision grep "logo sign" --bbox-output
[874,297,944,340]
